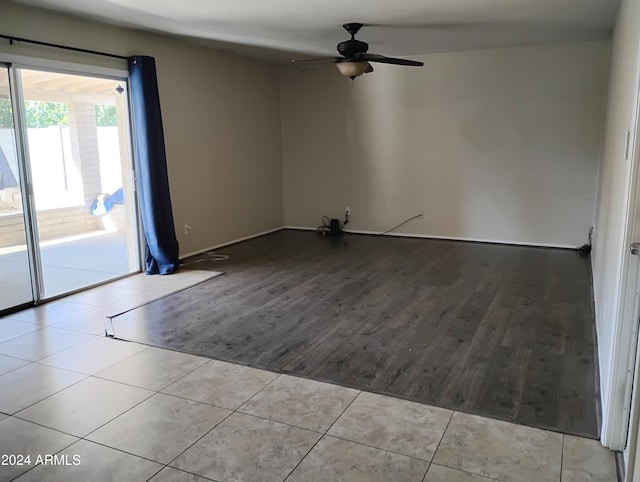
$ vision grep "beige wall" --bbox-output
[591,0,640,448]
[281,41,609,247]
[0,2,284,257]
[0,3,609,253]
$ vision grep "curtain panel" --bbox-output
[129,55,179,274]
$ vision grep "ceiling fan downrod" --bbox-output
[337,23,368,58]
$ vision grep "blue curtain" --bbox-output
[129,55,179,274]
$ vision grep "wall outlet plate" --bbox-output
[345,206,351,215]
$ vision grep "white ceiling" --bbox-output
[12,0,620,62]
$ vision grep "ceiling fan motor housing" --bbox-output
[337,39,369,58]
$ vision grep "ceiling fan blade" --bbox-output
[291,57,340,63]
[296,63,330,74]
[356,53,423,67]
[362,21,500,30]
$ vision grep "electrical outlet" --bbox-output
[184,224,192,235]
[345,206,351,216]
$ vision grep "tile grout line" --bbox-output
[238,370,283,402]
[154,371,290,478]
[93,351,213,393]
[426,462,508,482]
[67,438,170,472]
[42,323,106,336]
[421,409,456,481]
[161,405,236,472]
[142,464,219,482]
[4,371,90,417]
[324,432,433,464]
[10,375,157,441]
[281,387,362,481]
[5,426,82,480]
[12,382,222,480]
[136,363,282,474]
[232,408,330,436]
[427,409,555,482]
[0,328,97,364]
[35,338,151,376]
[79,382,158,441]
[0,324,44,345]
[560,433,565,482]
[0,354,33,376]
[156,360,282,410]
[44,390,211,480]
[421,463,430,481]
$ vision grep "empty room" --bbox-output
[0,0,638,481]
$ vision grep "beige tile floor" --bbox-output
[0,270,619,482]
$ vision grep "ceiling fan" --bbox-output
[292,23,424,80]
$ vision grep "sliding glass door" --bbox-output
[0,65,33,311]
[0,63,140,311]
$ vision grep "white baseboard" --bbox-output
[190,225,578,251]
[284,225,577,250]
[180,226,284,260]
[283,225,316,231]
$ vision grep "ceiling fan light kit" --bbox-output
[292,22,424,80]
[335,60,370,79]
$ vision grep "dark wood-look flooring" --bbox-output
[113,230,598,437]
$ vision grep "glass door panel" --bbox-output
[18,68,140,298]
[0,66,33,311]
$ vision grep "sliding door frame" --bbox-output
[7,63,43,302]
[0,53,143,308]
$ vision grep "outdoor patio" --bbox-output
[0,229,136,308]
